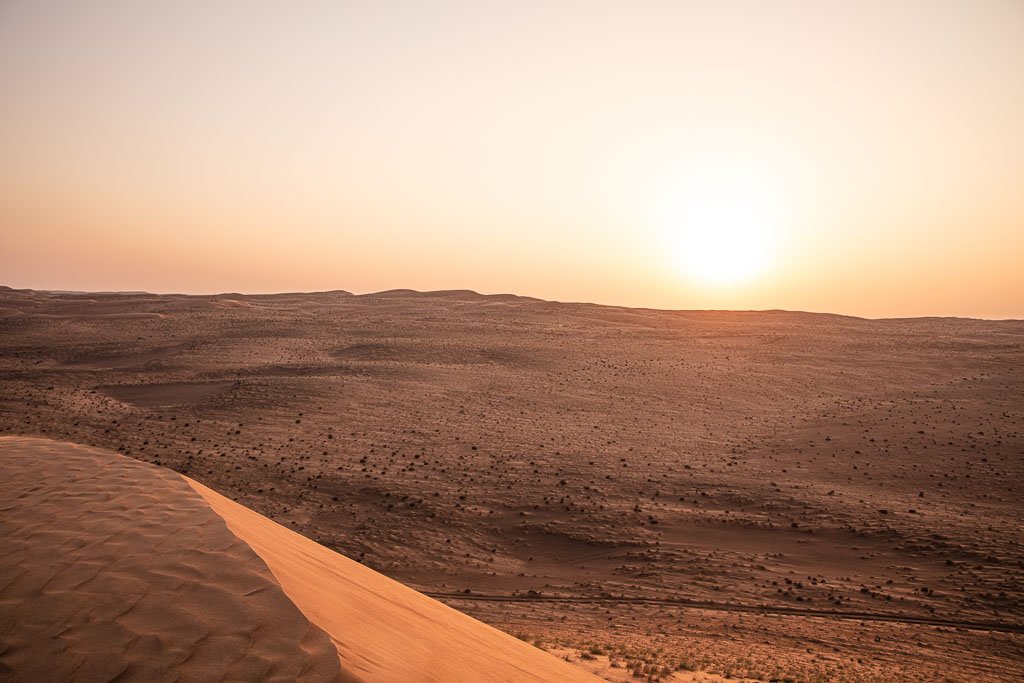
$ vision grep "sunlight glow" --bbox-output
[663,174,781,287]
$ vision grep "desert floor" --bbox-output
[1,286,1021,681]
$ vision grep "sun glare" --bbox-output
[663,178,781,287]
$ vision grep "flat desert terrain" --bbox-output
[1,286,1022,681]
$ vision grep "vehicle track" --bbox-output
[425,591,1024,634]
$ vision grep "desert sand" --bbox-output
[1,286,1022,681]
[0,436,596,681]
[0,436,344,682]
[188,478,595,681]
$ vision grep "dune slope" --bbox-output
[0,436,346,682]
[188,477,596,682]
[0,436,595,682]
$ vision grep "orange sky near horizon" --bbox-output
[2,1,1022,319]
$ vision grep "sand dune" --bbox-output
[0,436,344,682]
[188,479,595,682]
[0,436,595,682]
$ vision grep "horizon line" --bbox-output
[2,284,1021,323]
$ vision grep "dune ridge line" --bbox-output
[0,436,595,682]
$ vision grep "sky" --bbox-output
[1,1,1022,318]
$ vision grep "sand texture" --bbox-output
[0,436,345,682]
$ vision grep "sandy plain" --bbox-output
[1,286,1021,681]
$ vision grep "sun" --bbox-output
[663,180,780,286]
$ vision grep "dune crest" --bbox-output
[0,436,594,682]
[187,477,596,682]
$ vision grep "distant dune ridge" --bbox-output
[0,436,595,682]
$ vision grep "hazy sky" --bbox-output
[2,1,1022,318]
